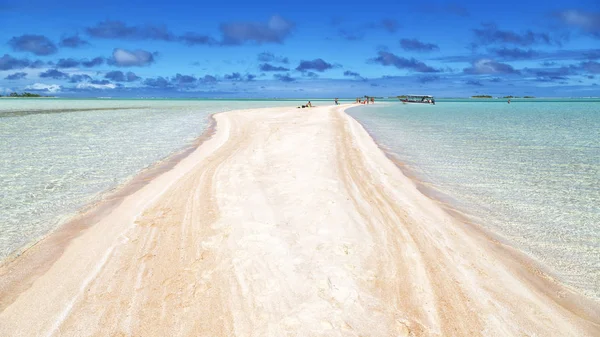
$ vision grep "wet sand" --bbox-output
[0,105,598,336]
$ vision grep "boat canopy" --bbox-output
[397,94,436,104]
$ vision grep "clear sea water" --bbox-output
[1,98,598,302]
[0,98,306,260]
[348,99,600,300]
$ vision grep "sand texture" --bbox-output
[1,105,598,336]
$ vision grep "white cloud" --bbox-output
[24,83,62,93]
[111,48,154,67]
[559,10,597,30]
[76,82,117,90]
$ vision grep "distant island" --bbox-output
[0,92,53,98]
[503,96,536,99]
[471,95,537,99]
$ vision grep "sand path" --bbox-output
[0,105,598,336]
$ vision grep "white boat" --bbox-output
[398,95,435,105]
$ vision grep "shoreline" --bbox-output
[0,115,217,310]
[345,104,600,303]
[0,104,598,335]
[343,106,600,322]
[345,105,580,288]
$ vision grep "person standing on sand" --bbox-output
[334,98,339,105]
[371,97,375,104]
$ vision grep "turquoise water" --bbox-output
[0,99,305,259]
[348,101,600,300]
[1,98,598,302]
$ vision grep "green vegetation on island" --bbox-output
[471,95,493,98]
[0,92,52,98]
[503,96,536,99]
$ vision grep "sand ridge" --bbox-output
[0,105,598,336]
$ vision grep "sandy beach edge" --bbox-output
[0,104,598,335]
[0,114,217,310]
[343,104,600,322]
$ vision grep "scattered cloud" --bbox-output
[82,57,105,67]
[555,10,600,38]
[296,58,333,72]
[24,83,62,93]
[260,63,289,71]
[466,79,483,86]
[172,73,198,86]
[8,34,58,55]
[104,71,140,82]
[491,47,539,60]
[224,72,242,80]
[86,19,219,46]
[223,72,256,81]
[400,39,440,52]
[76,81,117,90]
[343,70,366,81]
[56,58,80,68]
[53,57,105,68]
[85,16,295,47]
[337,18,399,41]
[380,19,399,33]
[343,70,360,77]
[108,48,155,67]
[143,76,171,88]
[257,52,289,63]
[199,75,218,84]
[39,69,70,80]
[583,49,600,60]
[178,33,217,46]
[463,59,520,74]
[418,75,441,83]
[274,73,295,82]
[4,72,27,80]
[0,54,34,70]
[580,61,600,74]
[86,20,174,40]
[69,74,93,83]
[533,76,568,83]
[220,15,294,45]
[370,51,440,73]
[59,35,89,48]
[525,66,574,78]
[472,23,560,47]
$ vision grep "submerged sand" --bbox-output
[0,105,598,336]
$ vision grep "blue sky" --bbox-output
[0,0,599,97]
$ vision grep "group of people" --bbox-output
[298,101,313,108]
[299,97,376,108]
[355,97,375,104]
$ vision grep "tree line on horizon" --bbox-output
[471,95,536,99]
[0,92,49,98]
